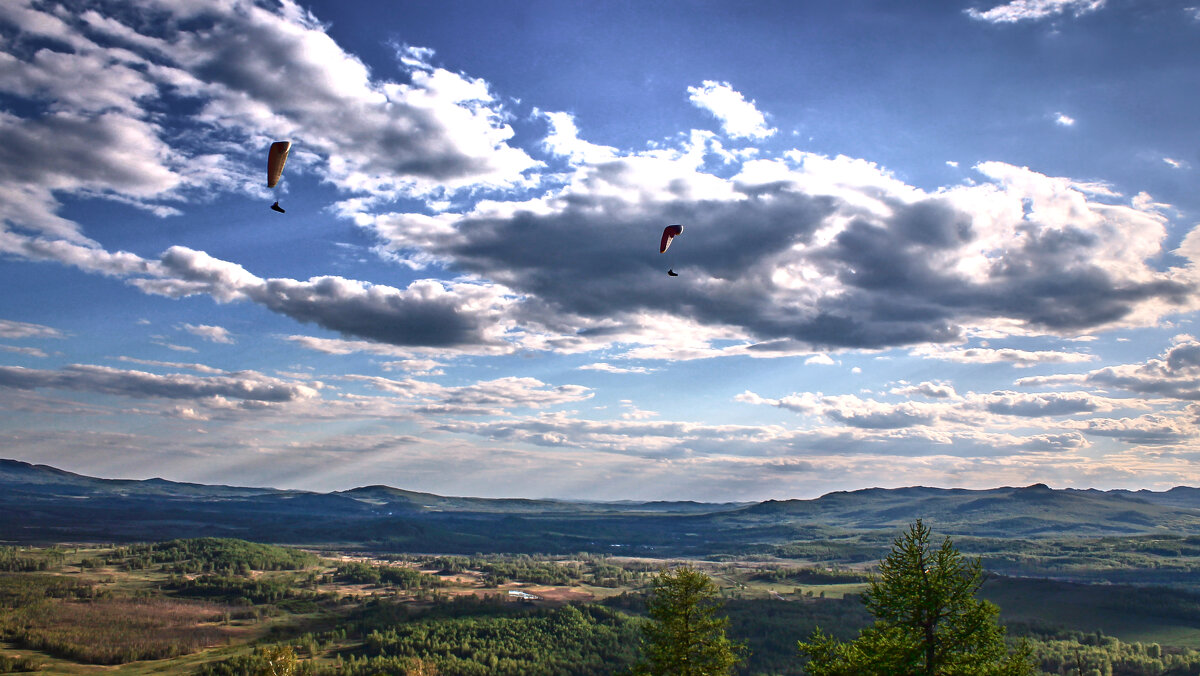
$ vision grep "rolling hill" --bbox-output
[4,459,1200,554]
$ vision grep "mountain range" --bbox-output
[4,459,1200,555]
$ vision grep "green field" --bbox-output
[982,576,1200,649]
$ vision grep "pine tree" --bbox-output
[797,520,1034,676]
[636,565,744,676]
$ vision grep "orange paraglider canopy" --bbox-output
[267,141,291,188]
[659,224,683,253]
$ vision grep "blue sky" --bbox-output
[2,0,1199,501]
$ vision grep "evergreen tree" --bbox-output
[636,565,744,676]
[797,520,1034,676]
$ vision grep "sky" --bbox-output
[1,0,1200,501]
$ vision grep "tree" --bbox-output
[255,645,298,676]
[636,565,745,676]
[797,520,1034,676]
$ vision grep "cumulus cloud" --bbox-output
[541,110,619,165]
[1055,113,1076,126]
[68,136,1186,360]
[974,390,1106,417]
[182,323,234,344]
[1083,413,1194,445]
[357,148,1197,356]
[1077,337,1200,400]
[890,381,958,399]
[0,110,181,241]
[687,81,776,140]
[168,5,538,198]
[737,390,942,429]
[133,246,520,350]
[966,0,1105,23]
[0,0,538,246]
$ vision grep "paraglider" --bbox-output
[659,224,683,253]
[660,224,683,276]
[267,141,291,213]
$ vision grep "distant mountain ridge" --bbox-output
[738,482,1200,535]
[3,459,1200,551]
[0,458,286,498]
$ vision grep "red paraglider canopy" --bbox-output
[659,224,684,253]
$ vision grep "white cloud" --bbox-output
[1082,413,1195,445]
[155,341,198,353]
[0,363,319,402]
[579,362,655,374]
[737,390,942,429]
[378,359,445,376]
[0,319,63,339]
[0,345,49,358]
[284,335,425,357]
[182,323,234,344]
[114,357,227,374]
[972,390,1115,417]
[1055,112,1076,126]
[738,383,1136,444]
[353,145,1198,360]
[132,246,523,352]
[912,346,1097,367]
[340,373,592,416]
[966,0,1105,23]
[540,110,619,165]
[687,81,776,140]
[0,0,540,249]
[890,381,958,399]
[1069,337,1200,400]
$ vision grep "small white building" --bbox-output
[507,590,539,600]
